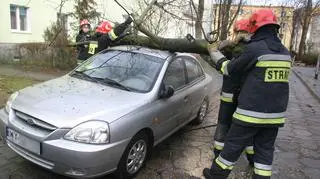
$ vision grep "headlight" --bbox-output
[5,92,19,113]
[64,120,110,144]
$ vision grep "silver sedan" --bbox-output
[0,46,214,178]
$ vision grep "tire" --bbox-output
[116,132,150,179]
[191,98,209,125]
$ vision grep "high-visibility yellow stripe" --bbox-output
[258,54,291,62]
[256,61,291,68]
[214,145,224,150]
[245,148,255,155]
[220,60,229,75]
[220,96,233,103]
[233,112,285,124]
[215,158,233,170]
[88,41,98,54]
[108,29,118,40]
[236,108,286,118]
[214,141,224,150]
[254,168,272,176]
[264,68,290,82]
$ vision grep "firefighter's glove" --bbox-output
[208,49,225,65]
[218,40,234,50]
[124,16,133,25]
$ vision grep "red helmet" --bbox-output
[234,19,250,33]
[96,21,112,33]
[80,19,90,27]
[249,8,280,33]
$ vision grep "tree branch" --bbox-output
[190,0,217,43]
[155,2,190,21]
[227,0,243,32]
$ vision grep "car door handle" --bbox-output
[184,96,189,103]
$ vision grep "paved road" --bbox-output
[293,66,320,102]
[1,66,320,179]
[272,73,320,179]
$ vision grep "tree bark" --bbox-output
[69,35,213,55]
[227,0,243,32]
[298,0,312,59]
[112,35,210,55]
[220,0,232,40]
[195,0,204,39]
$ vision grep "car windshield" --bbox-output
[71,50,165,93]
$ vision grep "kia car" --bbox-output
[0,45,214,178]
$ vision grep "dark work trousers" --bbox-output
[210,123,279,179]
[213,101,254,163]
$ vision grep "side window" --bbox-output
[184,57,204,83]
[163,58,186,90]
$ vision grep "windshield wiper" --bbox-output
[98,77,131,91]
[71,71,100,83]
[71,71,131,91]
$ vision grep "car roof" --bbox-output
[107,45,198,61]
[107,45,173,59]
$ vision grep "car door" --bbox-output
[152,57,190,142]
[181,56,207,122]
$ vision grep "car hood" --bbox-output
[12,75,150,128]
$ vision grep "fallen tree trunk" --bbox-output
[112,35,211,55]
[69,0,220,56]
[68,35,216,67]
[68,34,216,55]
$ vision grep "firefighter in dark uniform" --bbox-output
[87,17,133,57]
[213,19,254,165]
[203,9,292,179]
[76,19,92,64]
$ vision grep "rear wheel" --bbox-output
[192,98,209,125]
[116,132,150,179]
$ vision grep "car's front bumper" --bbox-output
[0,108,130,178]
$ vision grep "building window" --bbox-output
[19,7,27,31]
[10,5,17,29]
[10,4,30,32]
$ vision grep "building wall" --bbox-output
[308,15,320,54]
[0,0,214,44]
[0,0,75,44]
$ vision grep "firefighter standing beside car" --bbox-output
[203,9,292,179]
[87,16,133,57]
[213,19,254,166]
[76,19,92,64]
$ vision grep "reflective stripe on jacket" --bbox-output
[216,26,291,127]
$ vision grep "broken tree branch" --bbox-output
[73,0,218,57]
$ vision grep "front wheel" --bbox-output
[116,132,150,179]
[191,98,209,125]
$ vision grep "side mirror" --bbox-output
[159,85,174,98]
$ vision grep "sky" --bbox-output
[204,0,291,6]
[245,0,288,6]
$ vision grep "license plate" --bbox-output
[6,128,40,155]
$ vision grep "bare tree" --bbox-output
[212,0,243,40]
[289,0,320,59]
[72,0,220,56]
[135,0,171,36]
[195,0,205,38]
[73,0,100,21]
[44,0,70,46]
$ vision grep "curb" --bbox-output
[292,69,320,103]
